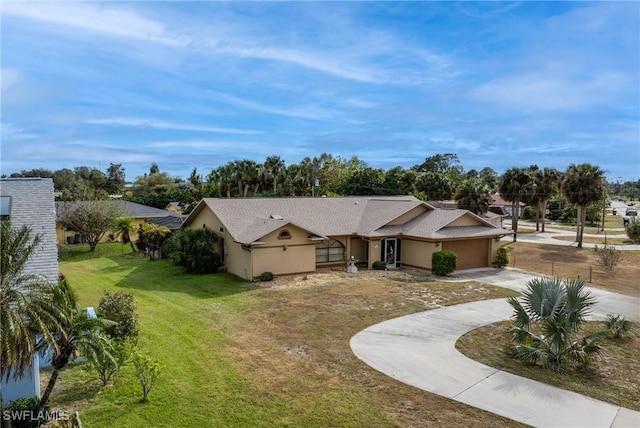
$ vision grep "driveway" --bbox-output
[350,268,640,428]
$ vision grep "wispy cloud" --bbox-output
[1,2,188,47]
[208,92,335,120]
[85,118,259,135]
[1,123,38,140]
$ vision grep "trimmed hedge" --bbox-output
[495,246,509,268]
[432,250,457,276]
[372,260,386,270]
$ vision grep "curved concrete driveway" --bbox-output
[350,269,640,428]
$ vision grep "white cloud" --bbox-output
[0,123,38,140]
[85,118,259,135]
[0,68,24,93]
[1,2,188,47]
[209,92,334,120]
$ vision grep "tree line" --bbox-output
[5,153,639,248]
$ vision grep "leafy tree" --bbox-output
[413,153,461,174]
[1,222,67,410]
[507,277,606,371]
[399,170,418,195]
[149,162,160,175]
[130,347,163,401]
[561,163,605,248]
[479,167,500,192]
[626,218,640,242]
[163,228,221,274]
[382,166,405,195]
[57,201,123,251]
[114,217,137,252]
[454,179,490,214]
[342,167,385,195]
[52,168,76,192]
[37,276,115,413]
[105,163,126,194]
[415,172,452,201]
[98,291,139,342]
[499,167,533,242]
[188,167,202,189]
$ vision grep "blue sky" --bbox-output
[1,1,638,183]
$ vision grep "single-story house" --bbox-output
[426,200,504,227]
[1,178,59,404]
[56,200,183,244]
[183,196,512,280]
[491,193,526,219]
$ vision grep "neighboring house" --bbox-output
[55,200,183,244]
[183,196,512,280]
[426,200,504,227]
[165,201,183,214]
[490,193,526,219]
[1,178,59,404]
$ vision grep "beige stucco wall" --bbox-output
[448,214,484,227]
[367,238,383,268]
[252,244,316,278]
[57,219,147,245]
[347,237,367,262]
[399,239,438,270]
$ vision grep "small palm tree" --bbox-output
[114,216,137,252]
[454,179,490,214]
[37,277,115,413]
[507,277,606,371]
[1,221,67,407]
[561,163,605,247]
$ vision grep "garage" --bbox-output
[442,238,490,269]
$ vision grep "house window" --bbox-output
[278,230,291,240]
[0,196,11,221]
[316,239,345,263]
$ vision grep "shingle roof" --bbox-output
[186,196,510,244]
[56,200,181,221]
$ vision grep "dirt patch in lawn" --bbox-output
[226,270,524,427]
[506,242,640,297]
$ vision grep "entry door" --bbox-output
[384,238,397,269]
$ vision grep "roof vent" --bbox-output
[270,214,284,220]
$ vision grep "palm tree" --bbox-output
[529,167,561,232]
[264,155,285,194]
[507,277,605,371]
[561,163,605,248]
[114,217,137,252]
[454,179,490,214]
[37,277,115,412]
[499,167,533,242]
[0,221,67,413]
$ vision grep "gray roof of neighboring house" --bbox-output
[147,215,187,230]
[186,196,510,244]
[56,200,181,221]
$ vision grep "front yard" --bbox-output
[50,244,521,427]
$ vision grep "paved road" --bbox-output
[350,268,640,428]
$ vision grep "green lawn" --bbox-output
[50,243,522,428]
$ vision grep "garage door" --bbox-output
[442,239,489,270]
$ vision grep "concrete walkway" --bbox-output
[350,268,640,428]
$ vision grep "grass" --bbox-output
[50,243,523,427]
[505,242,640,297]
[456,321,640,411]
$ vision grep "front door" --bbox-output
[384,238,397,269]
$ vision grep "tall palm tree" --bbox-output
[499,167,533,242]
[114,217,137,252]
[454,179,490,214]
[0,221,67,413]
[528,167,561,232]
[561,163,605,248]
[37,277,115,412]
[508,277,605,371]
[264,155,285,194]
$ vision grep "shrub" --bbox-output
[90,337,128,385]
[98,291,139,342]
[4,396,49,428]
[162,228,221,274]
[130,347,164,401]
[626,219,640,242]
[594,245,622,271]
[259,271,274,281]
[495,246,509,268]
[603,314,635,339]
[372,260,386,270]
[432,250,457,276]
